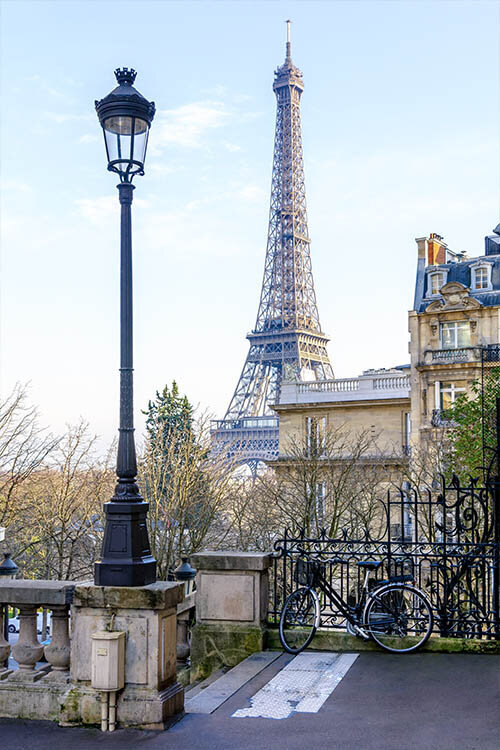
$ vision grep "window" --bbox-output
[440,320,470,349]
[306,416,327,456]
[471,263,492,291]
[429,271,446,296]
[305,481,327,532]
[439,382,466,410]
[315,482,326,527]
[403,412,411,454]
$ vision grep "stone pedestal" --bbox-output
[61,581,184,730]
[190,552,271,681]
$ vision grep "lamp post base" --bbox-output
[94,501,157,587]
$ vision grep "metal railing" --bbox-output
[268,473,500,639]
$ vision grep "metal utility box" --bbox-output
[91,631,125,691]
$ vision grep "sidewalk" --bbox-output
[1,652,499,750]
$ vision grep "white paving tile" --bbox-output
[232,652,358,720]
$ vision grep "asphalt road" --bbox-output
[1,652,499,750]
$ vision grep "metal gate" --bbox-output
[269,472,500,639]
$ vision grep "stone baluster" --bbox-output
[176,610,191,664]
[10,605,44,682]
[0,606,12,680]
[43,605,70,682]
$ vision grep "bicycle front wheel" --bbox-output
[279,587,320,654]
[363,584,433,654]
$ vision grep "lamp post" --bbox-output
[94,68,156,587]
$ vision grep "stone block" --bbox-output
[73,580,183,610]
[0,580,75,606]
[198,572,254,622]
[71,611,150,684]
[191,551,272,571]
[0,681,67,721]
[190,623,266,682]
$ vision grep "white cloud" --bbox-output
[43,112,93,124]
[75,196,148,226]
[153,101,230,149]
[225,141,242,152]
[1,180,32,193]
[203,84,228,97]
[78,133,100,144]
[147,163,177,176]
[238,185,266,202]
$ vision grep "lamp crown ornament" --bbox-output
[114,67,137,85]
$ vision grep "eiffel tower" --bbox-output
[212,23,334,473]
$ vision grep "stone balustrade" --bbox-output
[281,372,410,404]
[0,577,187,730]
[0,580,74,684]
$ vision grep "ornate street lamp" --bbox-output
[94,68,156,587]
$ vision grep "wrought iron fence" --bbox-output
[268,473,500,639]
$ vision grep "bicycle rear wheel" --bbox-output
[279,587,320,654]
[363,584,433,654]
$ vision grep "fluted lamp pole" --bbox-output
[94,68,156,587]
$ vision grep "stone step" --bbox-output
[184,651,282,714]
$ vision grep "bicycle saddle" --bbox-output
[357,560,382,570]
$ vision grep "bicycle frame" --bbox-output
[312,565,373,628]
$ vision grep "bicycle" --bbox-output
[279,556,434,654]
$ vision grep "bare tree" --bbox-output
[225,471,282,552]
[267,423,393,539]
[15,422,114,580]
[0,384,58,531]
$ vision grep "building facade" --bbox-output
[409,227,500,449]
[273,225,500,469]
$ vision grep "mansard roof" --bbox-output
[414,236,500,313]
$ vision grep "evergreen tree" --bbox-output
[139,382,219,578]
[143,381,193,451]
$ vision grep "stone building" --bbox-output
[271,225,500,468]
[272,368,411,466]
[409,226,500,450]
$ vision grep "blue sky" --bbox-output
[1,0,499,447]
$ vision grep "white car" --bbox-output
[8,611,51,636]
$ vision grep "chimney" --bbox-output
[427,233,447,266]
[415,236,427,260]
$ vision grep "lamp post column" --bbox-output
[116,181,138,497]
[94,182,156,587]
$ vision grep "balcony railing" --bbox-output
[424,347,482,365]
[297,378,359,393]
